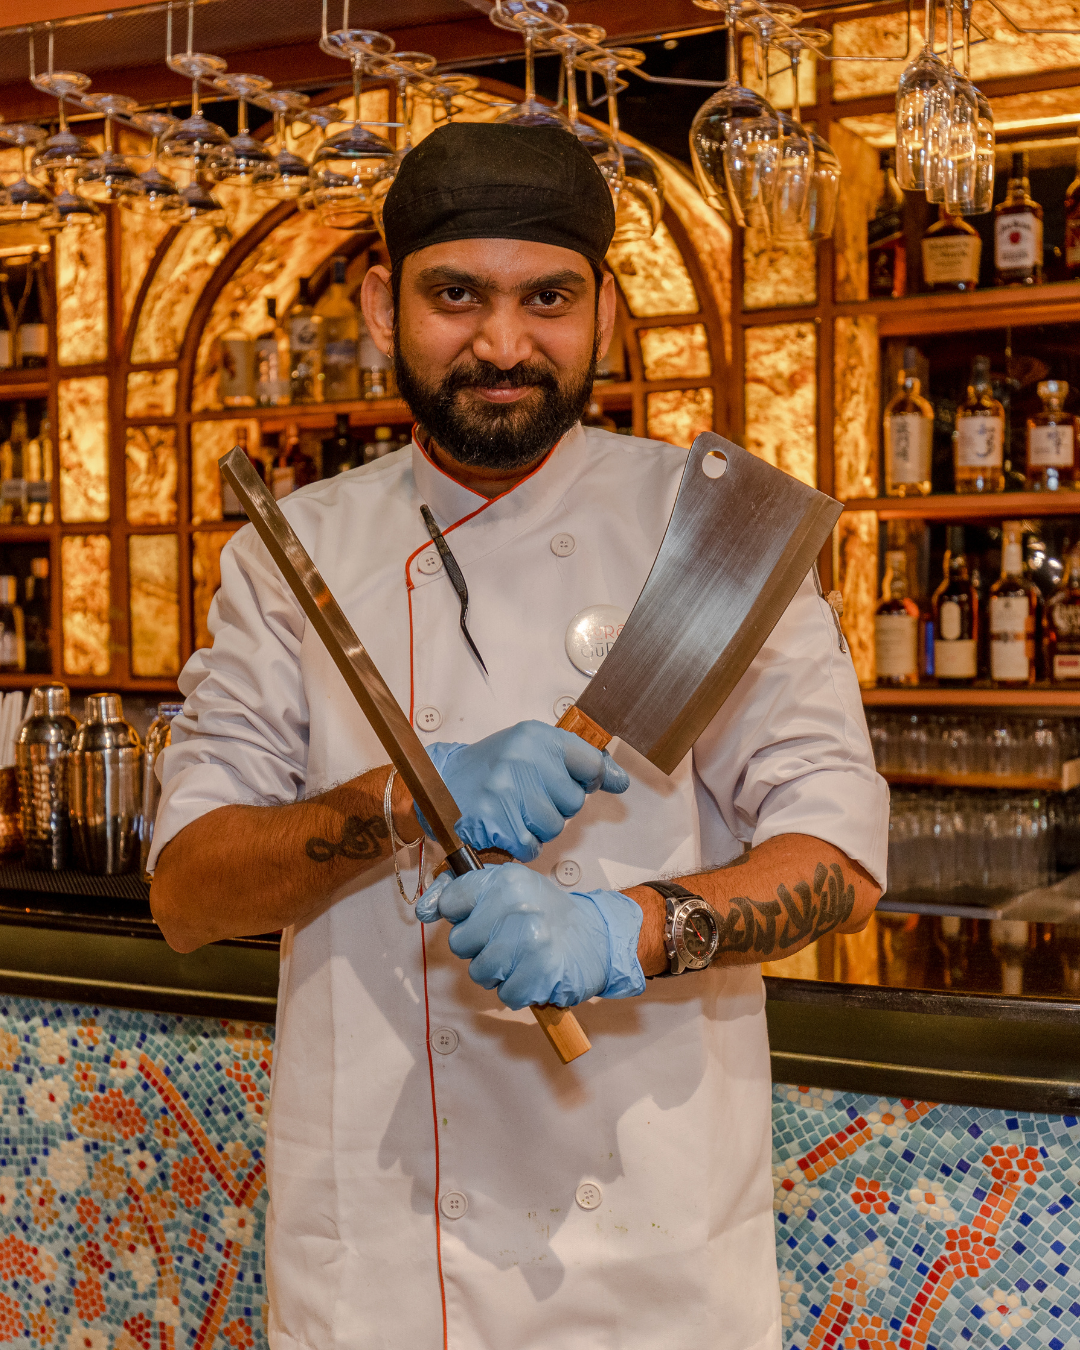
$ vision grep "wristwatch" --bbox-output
[646,880,721,977]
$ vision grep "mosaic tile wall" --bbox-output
[1,993,1078,1349]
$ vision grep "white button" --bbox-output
[551,533,576,557]
[554,859,581,887]
[440,1191,468,1219]
[576,1182,602,1210]
[417,548,443,575]
[564,605,629,677]
[553,695,575,719]
[415,706,442,732]
[431,1027,459,1055]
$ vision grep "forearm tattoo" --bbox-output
[716,861,855,958]
[305,814,389,863]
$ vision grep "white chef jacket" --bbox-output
[151,422,889,1350]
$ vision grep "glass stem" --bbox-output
[104,117,114,153]
[150,135,160,171]
[926,0,938,55]
[945,0,955,70]
[564,49,579,123]
[606,71,620,140]
[524,28,536,102]
[398,76,411,151]
[726,5,738,85]
[191,77,202,118]
[352,58,363,123]
[238,100,248,136]
[57,99,68,134]
[790,50,802,123]
[961,0,972,74]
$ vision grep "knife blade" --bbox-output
[218,447,591,1065]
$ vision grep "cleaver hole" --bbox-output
[701,450,728,480]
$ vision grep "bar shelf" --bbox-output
[883,764,1080,792]
[842,492,1080,520]
[862,687,1080,708]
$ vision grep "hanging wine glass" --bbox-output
[29,71,103,232]
[579,46,664,241]
[492,0,572,130]
[212,73,278,188]
[80,93,142,202]
[549,24,622,187]
[942,0,981,215]
[122,113,186,218]
[744,7,814,242]
[368,52,438,239]
[0,126,53,225]
[960,0,995,212]
[786,28,840,241]
[895,0,950,192]
[253,91,316,200]
[180,172,230,227]
[313,28,396,229]
[423,73,480,125]
[160,53,236,177]
[689,0,782,231]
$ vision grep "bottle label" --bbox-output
[990,596,1032,680]
[888,414,932,484]
[359,335,390,370]
[922,234,981,285]
[324,339,357,368]
[1028,422,1074,467]
[875,613,918,678]
[271,466,296,499]
[1054,653,1080,680]
[935,636,976,678]
[289,319,320,352]
[1067,217,1080,269]
[0,332,11,369]
[995,211,1042,271]
[956,416,1004,467]
[17,324,47,357]
[219,338,254,400]
[0,628,17,666]
[939,599,963,641]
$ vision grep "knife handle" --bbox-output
[556,705,612,750]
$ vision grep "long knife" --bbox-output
[219,447,591,1066]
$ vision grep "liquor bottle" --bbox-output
[221,425,264,519]
[270,421,318,499]
[219,313,255,408]
[322,413,359,476]
[1025,379,1078,491]
[884,348,933,497]
[16,258,47,369]
[0,575,25,673]
[316,258,360,403]
[582,397,617,431]
[254,298,290,408]
[1065,144,1080,278]
[1044,549,1080,682]
[361,425,396,463]
[0,401,28,525]
[921,208,981,293]
[868,149,906,299]
[358,314,391,400]
[23,555,50,674]
[24,410,52,525]
[875,549,920,686]
[989,521,1039,686]
[954,355,1005,494]
[932,526,978,684]
[995,150,1043,287]
[0,274,12,372]
[287,278,323,404]
[1023,923,1063,996]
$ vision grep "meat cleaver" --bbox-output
[555,431,843,772]
[219,447,592,1067]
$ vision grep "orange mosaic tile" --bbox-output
[850,1178,891,1215]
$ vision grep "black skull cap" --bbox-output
[382,121,617,269]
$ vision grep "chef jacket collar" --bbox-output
[409,423,588,572]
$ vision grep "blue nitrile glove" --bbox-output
[417,721,629,862]
[415,863,645,1009]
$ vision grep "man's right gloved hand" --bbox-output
[416,720,630,861]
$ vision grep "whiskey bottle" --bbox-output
[287,278,323,404]
[954,355,1005,494]
[358,314,391,400]
[23,555,50,675]
[875,548,920,686]
[1044,550,1080,682]
[24,410,52,525]
[322,413,359,476]
[219,313,255,408]
[1065,143,1080,277]
[0,575,25,673]
[884,348,933,497]
[0,274,12,372]
[254,298,290,408]
[921,207,981,293]
[868,149,906,299]
[0,401,28,524]
[221,425,264,519]
[16,258,47,369]
[989,521,1039,686]
[316,258,360,403]
[271,421,318,499]
[995,150,1043,287]
[1026,379,1078,491]
[932,525,978,684]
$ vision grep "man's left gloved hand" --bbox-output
[416,863,645,1009]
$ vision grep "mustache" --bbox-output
[446,359,560,393]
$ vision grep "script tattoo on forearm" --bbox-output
[715,861,855,958]
[305,814,389,863]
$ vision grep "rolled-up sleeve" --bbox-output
[693,570,889,889]
[145,525,310,873]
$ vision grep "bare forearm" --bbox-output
[625,834,880,977]
[150,765,419,952]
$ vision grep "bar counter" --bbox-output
[2,880,1079,1346]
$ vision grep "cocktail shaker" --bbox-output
[69,693,143,875]
[140,701,183,877]
[16,683,77,870]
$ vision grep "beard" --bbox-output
[393,332,598,471]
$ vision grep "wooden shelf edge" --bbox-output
[862,686,1080,707]
[841,492,1080,519]
[883,770,1073,791]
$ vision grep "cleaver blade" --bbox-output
[557,432,843,775]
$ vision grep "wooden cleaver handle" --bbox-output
[556,705,612,750]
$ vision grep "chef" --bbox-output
[149,121,889,1350]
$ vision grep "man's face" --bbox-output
[382,238,616,470]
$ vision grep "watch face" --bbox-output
[675,902,719,968]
